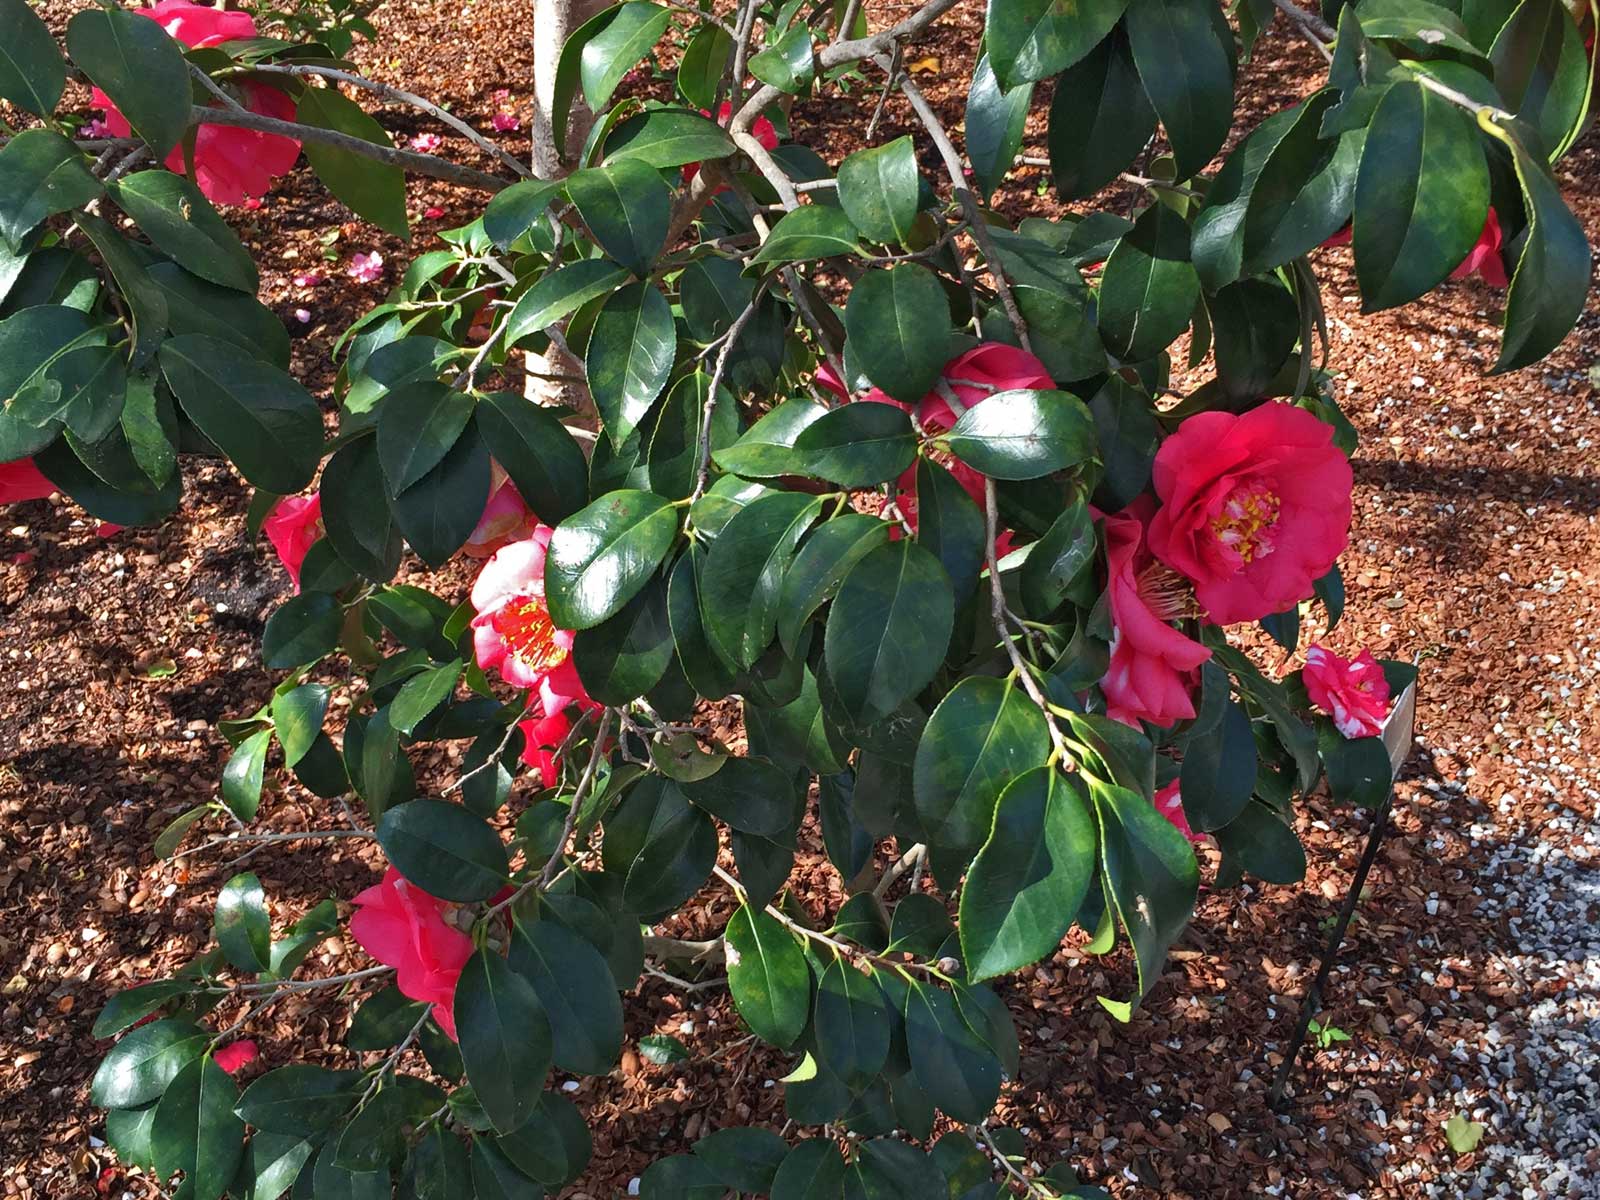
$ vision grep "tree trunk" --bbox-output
[526,0,607,414]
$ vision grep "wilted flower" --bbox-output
[1303,645,1390,738]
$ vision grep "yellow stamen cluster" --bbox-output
[1210,487,1281,564]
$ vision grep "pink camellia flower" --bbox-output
[1303,645,1391,739]
[348,252,385,283]
[1101,499,1211,728]
[212,1039,259,1074]
[463,473,540,559]
[2,458,55,504]
[89,2,300,206]
[1153,780,1203,844]
[350,868,473,1040]
[410,132,443,153]
[1147,403,1352,628]
[518,710,573,788]
[684,101,779,188]
[470,533,599,721]
[490,111,520,132]
[262,493,322,592]
[1449,209,1509,288]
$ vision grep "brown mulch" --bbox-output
[3,1,1598,1197]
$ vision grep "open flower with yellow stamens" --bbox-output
[469,530,596,721]
[1148,403,1352,626]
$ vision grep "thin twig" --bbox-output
[983,478,1070,765]
[187,105,512,191]
[246,65,533,178]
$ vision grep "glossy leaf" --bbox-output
[792,402,917,487]
[838,137,920,246]
[985,0,1131,88]
[113,172,258,292]
[703,490,824,669]
[455,947,553,1133]
[966,52,1033,199]
[1097,202,1199,362]
[1047,30,1155,200]
[815,958,891,1082]
[377,799,509,902]
[580,2,672,113]
[823,541,954,725]
[377,382,476,494]
[66,8,190,157]
[904,982,1001,1123]
[1125,0,1235,179]
[150,1056,244,1200]
[567,159,670,276]
[214,872,270,974]
[1179,698,1256,831]
[776,513,891,654]
[389,421,492,568]
[0,0,65,117]
[681,755,796,838]
[843,265,953,403]
[960,767,1096,981]
[586,281,676,448]
[1353,81,1488,311]
[723,905,809,1047]
[546,489,679,629]
[752,205,863,264]
[0,130,103,250]
[91,1018,208,1109]
[508,917,625,1076]
[296,86,410,238]
[943,388,1096,480]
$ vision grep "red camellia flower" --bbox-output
[212,1039,259,1074]
[518,710,574,788]
[91,2,300,206]
[683,101,779,188]
[1,458,55,505]
[262,492,323,593]
[1147,403,1352,627]
[1303,644,1390,738]
[463,472,540,560]
[1153,780,1203,844]
[1101,499,1211,729]
[350,868,474,1039]
[470,532,598,723]
[1449,209,1509,289]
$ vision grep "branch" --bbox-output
[188,105,513,191]
[246,65,534,179]
[691,293,764,502]
[891,66,1033,354]
[983,478,1070,765]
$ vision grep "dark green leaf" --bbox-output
[607,107,738,167]
[507,917,624,1076]
[0,0,66,118]
[1047,30,1155,200]
[66,8,190,157]
[1215,799,1307,883]
[712,397,826,477]
[681,755,796,838]
[455,947,553,1133]
[546,489,679,629]
[388,421,492,568]
[587,280,676,448]
[0,130,103,250]
[296,86,410,238]
[678,24,734,109]
[640,1154,724,1200]
[150,1056,245,1200]
[723,904,809,1047]
[960,767,1096,981]
[943,388,1096,480]
[815,958,891,1082]
[1180,698,1256,830]
[792,403,917,487]
[389,662,463,735]
[273,684,329,768]
[1091,780,1199,1008]
[377,382,476,494]
[581,2,672,112]
[771,1139,845,1200]
[751,205,863,264]
[837,137,920,245]
[214,872,270,974]
[1125,0,1235,179]
[221,728,271,822]
[693,1127,790,1193]
[609,776,718,914]
[750,23,815,93]
[262,592,343,668]
[1353,81,1488,311]
[505,261,631,347]
[476,391,589,523]
[966,52,1032,198]
[843,265,953,403]
[703,490,823,669]
[91,1018,208,1109]
[113,172,257,292]
[236,1066,360,1136]
[321,436,403,582]
[1098,202,1199,362]
[775,513,892,654]
[573,572,674,703]
[1493,125,1590,372]
[93,980,190,1040]
[824,540,955,725]
[904,982,1001,1123]
[913,676,1051,855]
[482,178,564,249]
[567,159,670,276]
[377,799,509,902]
[160,334,321,493]
[985,0,1131,88]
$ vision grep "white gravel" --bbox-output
[1424,801,1600,1199]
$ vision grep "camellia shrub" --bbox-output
[0,0,1590,1193]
